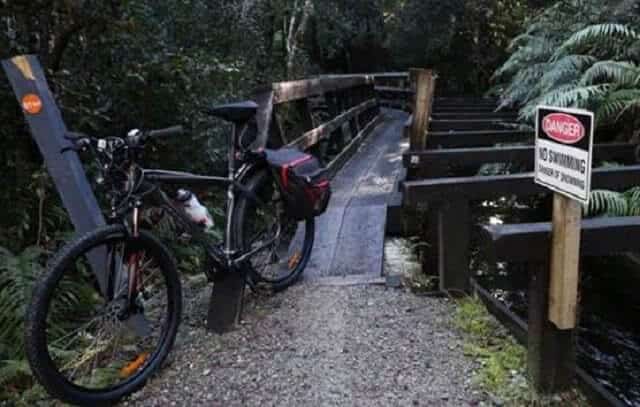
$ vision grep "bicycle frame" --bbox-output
[140,124,279,274]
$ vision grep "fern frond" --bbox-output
[519,83,610,122]
[0,359,31,385]
[539,55,597,93]
[623,187,640,216]
[584,189,628,217]
[493,38,555,81]
[597,88,640,123]
[553,24,638,59]
[580,60,639,85]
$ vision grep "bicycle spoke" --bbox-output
[39,233,175,393]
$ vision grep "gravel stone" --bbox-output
[126,282,485,406]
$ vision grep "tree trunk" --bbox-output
[286,0,313,79]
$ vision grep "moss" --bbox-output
[454,296,587,406]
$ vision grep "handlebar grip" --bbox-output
[147,125,184,139]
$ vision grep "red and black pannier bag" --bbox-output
[264,148,331,220]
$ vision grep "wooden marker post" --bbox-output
[548,194,582,329]
[531,105,594,393]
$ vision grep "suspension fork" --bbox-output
[128,205,142,301]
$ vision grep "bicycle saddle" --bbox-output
[208,101,258,124]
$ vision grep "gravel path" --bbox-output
[125,281,484,406]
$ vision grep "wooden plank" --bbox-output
[470,278,528,344]
[527,262,575,393]
[287,99,376,150]
[548,195,582,330]
[433,105,505,113]
[271,76,375,104]
[481,216,640,262]
[326,113,383,178]
[371,72,410,79]
[405,145,533,170]
[431,112,518,120]
[427,130,533,148]
[435,96,499,104]
[409,69,435,150]
[438,199,470,292]
[329,204,387,276]
[430,119,518,132]
[403,165,640,205]
[403,143,637,170]
[375,86,414,94]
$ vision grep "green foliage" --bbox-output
[0,246,44,358]
[493,0,640,135]
[455,296,587,405]
[455,297,529,404]
[387,0,538,94]
[0,247,43,398]
[584,187,640,217]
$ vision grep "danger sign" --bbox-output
[534,106,594,203]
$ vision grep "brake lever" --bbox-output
[60,137,91,154]
[65,131,90,140]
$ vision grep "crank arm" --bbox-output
[232,222,282,265]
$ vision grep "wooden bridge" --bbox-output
[5,56,636,406]
[245,69,634,405]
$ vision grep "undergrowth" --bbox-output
[454,297,587,406]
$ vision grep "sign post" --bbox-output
[534,105,594,330]
[2,55,108,293]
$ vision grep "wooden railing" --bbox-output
[396,82,637,405]
[252,75,381,178]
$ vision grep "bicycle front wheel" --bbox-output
[25,225,181,406]
[233,169,315,291]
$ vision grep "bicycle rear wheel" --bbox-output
[233,169,315,291]
[25,225,181,406]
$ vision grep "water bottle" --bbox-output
[176,189,214,229]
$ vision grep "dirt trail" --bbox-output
[126,282,483,406]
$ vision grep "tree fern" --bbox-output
[580,60,639,86]
[536,54,597,95]
[553,23,638,59]
[519,83,611,121]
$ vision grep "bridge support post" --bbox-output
[437,199,470,293]
[409,68,435,151]
[527,261,575,393]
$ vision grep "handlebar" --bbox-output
[147,125,184,139]
[62,125,184,154]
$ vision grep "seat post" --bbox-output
[228,123,238,178]
[224,123,239,260]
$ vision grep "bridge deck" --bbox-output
[305,109,408,280]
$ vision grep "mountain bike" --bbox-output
[24,101,324,405]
